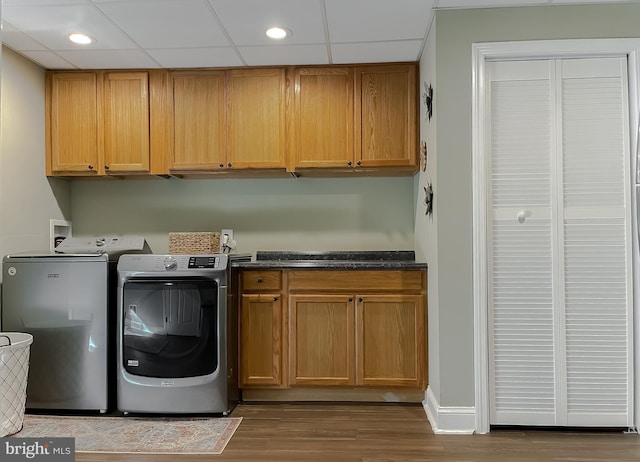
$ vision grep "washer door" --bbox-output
[122,278,219,378]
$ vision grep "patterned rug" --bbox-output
[10,414,242,454]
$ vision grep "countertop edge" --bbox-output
[235,261,428,270]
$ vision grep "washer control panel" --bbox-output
[188,256,220,269]
[118,254,227,273]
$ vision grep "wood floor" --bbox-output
[75,402,640,462]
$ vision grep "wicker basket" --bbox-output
[168,232,220,255]
[0,332,33,437]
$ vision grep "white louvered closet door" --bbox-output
[488,57,633,427]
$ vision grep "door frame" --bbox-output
[472,38,640,434]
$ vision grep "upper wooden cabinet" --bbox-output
[166,68,287,173]
[46,70,158,176]
[227,68,287,170]
[167,70,227,171]
[47,72,99,175]
[46,63,417,178]
[292,63,418,172]
[356,64,417,168]
[103,72,150,174]
[293,67,354,168]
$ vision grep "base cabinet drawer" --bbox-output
[241,270,282,291]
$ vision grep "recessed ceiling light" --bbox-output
[68,33,94,45]
[266,27,291,40]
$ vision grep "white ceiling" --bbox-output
[1,0,634,70]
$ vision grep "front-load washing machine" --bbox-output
[116,254,235,415]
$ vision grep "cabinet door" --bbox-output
[355,64,417,167]
[356,294,425,388]
[289,294,355,386]
[240,294,283,386]
[48,72,99,175]
[294,67,354,168]
[169,70,227,171]
[103,72,150,173]
[227,68,286,169]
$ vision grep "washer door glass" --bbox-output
[122,278,219,378]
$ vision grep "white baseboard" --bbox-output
[423,386,475,434]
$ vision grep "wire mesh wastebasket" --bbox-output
[0,332,33,437]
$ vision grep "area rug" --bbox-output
[10,414,242,454]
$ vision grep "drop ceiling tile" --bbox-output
[209,0,326,46]
[18,50,77,70]
[4,0,89,5]
[331,40,423,64]
[325,0,433,43]
[1,22,47,51]
[238,44,329,66]
[147,47,244,68]
[96,0,230,49]
[3,4,138,50]
[435,0,546,7]
[55,49,162,69]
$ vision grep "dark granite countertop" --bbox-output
[235,250,428,270]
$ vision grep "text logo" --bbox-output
[1,438,74,461]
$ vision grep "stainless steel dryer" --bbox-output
[116,254,235,415]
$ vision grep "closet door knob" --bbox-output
[517,210,531,224]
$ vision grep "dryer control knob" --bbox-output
[164,256,178,270]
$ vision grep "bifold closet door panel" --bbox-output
[487,57,633,427]
[560,57,633,427]
[488,60,558,426]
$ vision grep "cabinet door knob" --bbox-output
[348,297,353,302]
[219,163,224,168]
[104,165,110,171]
[257,278,263,283]
[358,297,364,303]
[347,161,353,167]
[273,297,278,302]
[88,165,94,170]
[356,161,362,166]
[228,162,232,168]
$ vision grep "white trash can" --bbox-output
[0,332,33,437]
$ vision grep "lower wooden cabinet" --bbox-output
[356,294,425,387]
[239,269,427,392]
[289,295,355,386]
[289,293,425,388]
[240,294,283,386]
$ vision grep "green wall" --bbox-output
[70,176,416,254]
[433,3,640,409]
